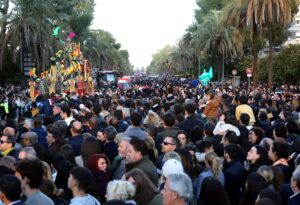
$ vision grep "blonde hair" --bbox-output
[42,161,52,180]
[257,165,274,183]
[143,111,161,127]
[144,137,158,158]
[106,180,136,201]
[205,152,222,177]
[122,107,130,118]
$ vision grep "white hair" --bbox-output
[106,180,136,201]
[122,107,130,118]
[167,173,193,202]
[19,147,36,160]
[292,165,300,188]
[24,119,33,130]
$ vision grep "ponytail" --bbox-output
[205,152,222,177]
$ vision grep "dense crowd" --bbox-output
[0,79,299,205]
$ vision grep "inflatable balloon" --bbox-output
[52,26,61,37]
[199,67,213,86]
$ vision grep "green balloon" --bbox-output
[52,26,61,36]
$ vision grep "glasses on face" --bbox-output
[162,141,175,146]
[0,140,9,144]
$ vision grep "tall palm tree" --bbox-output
[169,39,194,75]
[82,29,130,71]
[0,0,10,71]
[191,10,243,80]
[247,0,291,88]
[1,0,59,72]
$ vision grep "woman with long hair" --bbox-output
[76,136,102,167]
[197,176,231,205]
[247,145,269,172]
[87,153,110,202]
[248,127,265,145]
[60,144,77,167]
[125,168,160,205]
[175,148,195,180]
[195,152,224,200]
[257,166,275,190]
[268,140,293,183]
[239,173,268,205]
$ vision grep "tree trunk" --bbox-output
[42,48,46,70]
[33,43,40,72]
[0,0,9,71]
[268,22,273,90]
[217,56,222,81]
[252,21,258,86]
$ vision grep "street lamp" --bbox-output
[222,51,225,84]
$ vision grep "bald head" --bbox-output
[71,121,82,135]
[88,117,99,129]
[3,127,15,136]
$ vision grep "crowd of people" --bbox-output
[0,78,299,205]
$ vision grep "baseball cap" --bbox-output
[162,159,184,177]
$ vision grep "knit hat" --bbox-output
[162,159,184,177]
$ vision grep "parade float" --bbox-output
[28,31,94,101]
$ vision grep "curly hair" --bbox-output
[106,180,136,201]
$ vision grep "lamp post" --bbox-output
[222,52,224,83]
[232,69,237,88]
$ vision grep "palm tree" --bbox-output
[82,29,130,72]
[1,0,59,72]
[169,39,194,75]
[191,10,243,80]
[247,0,291,88]
[0,0,10,71]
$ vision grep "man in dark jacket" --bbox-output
[289,165,300,205]
[223,144,248,205]
[52,103,63,123]
[98,126,118,163]
[68,121,83,156]
[31,116,48,148]
[39,93,54,117]
[0,175,25,205]
[178,103,204,139]
[125,137,158,186]
[156,112,180,154]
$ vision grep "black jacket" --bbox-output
[224,160,248,205]
[178,115,204,139]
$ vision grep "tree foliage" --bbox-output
[150,0,299,84]
[258,45,300,83]
[0,0,131,79]
[147,45,175,74]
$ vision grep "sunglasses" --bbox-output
[0,140,9,144]
[162,141,175,146]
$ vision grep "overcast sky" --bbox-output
[91,0,197,69]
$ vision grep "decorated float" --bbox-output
[28,31,94,100]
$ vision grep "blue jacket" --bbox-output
[289,193,300,205]
[68,135,83,156]
[32,127,48,148]
[39,99,53,117]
